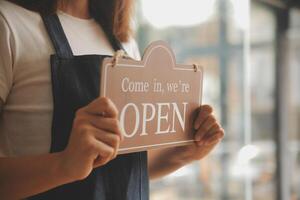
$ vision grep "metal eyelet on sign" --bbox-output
[112,50,134,68]
[193,64,199,72]
[112,50,125,68]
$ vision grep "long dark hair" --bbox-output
[8,0,134,42]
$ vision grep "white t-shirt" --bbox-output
[0,0,141,157]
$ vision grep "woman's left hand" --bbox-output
[148,105,224,179]
[176,105,224,162]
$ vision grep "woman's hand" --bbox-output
[60,97,124,182]
[0,97,123,199]
[175,105,224,162]
[148,105,224,180]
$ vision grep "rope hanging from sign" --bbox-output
[112,49,201,73]
[112,50,133,68]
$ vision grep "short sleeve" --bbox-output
[0,14,13,103]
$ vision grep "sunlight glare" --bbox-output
[141,0,216,29]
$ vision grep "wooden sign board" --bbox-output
[100,41,203,154]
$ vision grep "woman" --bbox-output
[0,0,224,199]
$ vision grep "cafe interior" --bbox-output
[134,0,300,199]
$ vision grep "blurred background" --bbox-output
[133,0,300,200]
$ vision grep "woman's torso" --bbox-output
[0,0,140,157]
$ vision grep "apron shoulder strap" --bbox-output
[106,32,125,52]
[42,14,74,58]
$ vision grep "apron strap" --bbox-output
[42,14,74,58]
[106,32,125,52]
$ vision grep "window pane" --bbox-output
[250,4,276,199]
[288,8,300,200]
[134,1,277,199]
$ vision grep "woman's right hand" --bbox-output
[60,97,124,181]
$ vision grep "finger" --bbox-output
[93,129,121,148]
[194,105,213,130]
[93,156,106,168]
[203,130,224,146]
[205,123,221,138]
[195,123,220,145]
[92,140,115,167]
[86,97,118,118]
[200,138,221,147]
[93,129,120,158]
[95,140,115,159]
[195,114,216,141]
[93,155,111,168]
[88,116,124,141]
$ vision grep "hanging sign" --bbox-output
[100,41,203,154]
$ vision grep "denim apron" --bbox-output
[28,14,149,200]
